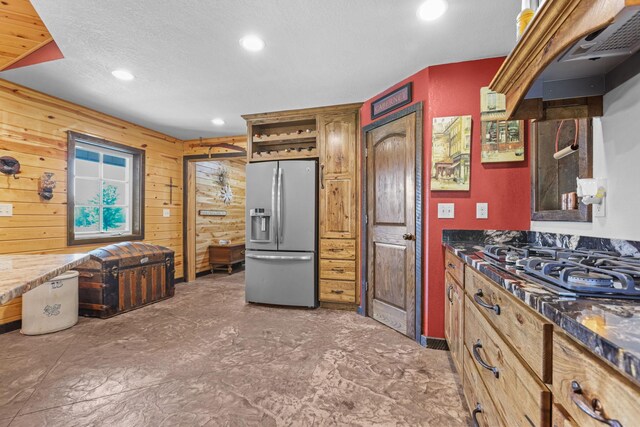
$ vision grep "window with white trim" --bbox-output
[67,132,144,245]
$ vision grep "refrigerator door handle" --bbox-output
[246,254,312,261]
[278,167,283,244]
[271,167,278,245]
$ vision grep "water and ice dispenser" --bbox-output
[250,208,271,242]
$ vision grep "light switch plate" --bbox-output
[437,203,455,219]
[476,203,488,219]
[0,204,13,217]
[163,209,170,218]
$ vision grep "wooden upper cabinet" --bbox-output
[319,112,358,239]
[489,0,640,120]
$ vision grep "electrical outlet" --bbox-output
[163,209,170,218]
[593,199,606,218]
[437,203,455,219]
[476,203,488,219]
[0,204,13,217]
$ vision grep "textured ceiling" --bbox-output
[1,0,520,139]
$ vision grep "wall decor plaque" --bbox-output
[198,210,227,216]
[371,82,412,120]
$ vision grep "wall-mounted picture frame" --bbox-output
[371,82,412,120]
[431,115,472,191]
[481,120,525,163]
[480,86,508,121]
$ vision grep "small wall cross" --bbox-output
[165,177,179,205]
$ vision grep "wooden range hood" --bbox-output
[490,0,640,121]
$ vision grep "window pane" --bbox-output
[74,207,99,232]
[75,159,100,178]
[75,178,100,205]
[102,207,128,232]
[103,155,127,181]
[102,181,127,206]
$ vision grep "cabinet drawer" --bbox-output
[319,280,356,303]
[552,331,640,427]
[465,295,551,427]
[463,345,506,427]
[320,259,356,280]
[552,403,578,427]
[445,250,464,286]
[320,239,356,260]
[465,266,552,382]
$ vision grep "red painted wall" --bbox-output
[361,57,531,339]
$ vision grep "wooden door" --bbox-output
[366,113,416,337]
[319,112,357,239]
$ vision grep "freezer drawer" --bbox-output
[245,251,317,308]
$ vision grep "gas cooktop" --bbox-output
[480,244,640,300]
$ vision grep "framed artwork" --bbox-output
[431,115,472,191]
[480,86,508,121]
[481,120,525,163]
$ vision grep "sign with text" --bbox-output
[371,83,413,120]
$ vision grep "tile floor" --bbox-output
[0,272,469,426]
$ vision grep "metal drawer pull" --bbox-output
[447,262,456,269]
[246,254,311,261]
[474,289,500,315]
[473,340,499,378]
[330,289,344,294]
[571,381,622,427]
[447,285,453,303]
[471,403,482,427]
[332,268,345,273]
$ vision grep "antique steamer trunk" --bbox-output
[76,242,175,318]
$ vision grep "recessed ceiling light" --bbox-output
[111,69,134,81]
[239,35,265,52]
[212,118,225,126]
[417,0,448,21]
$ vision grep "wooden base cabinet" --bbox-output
[444,271,464,375]
[552,331,640,427]
[447,250,640,427]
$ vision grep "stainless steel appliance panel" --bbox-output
[245,251,316,307]
[278,160,317,252]
[246,162,278,251]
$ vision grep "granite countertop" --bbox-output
[0,254,90,305]
[444,240,640,385]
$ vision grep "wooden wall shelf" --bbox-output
[490,0,639,120]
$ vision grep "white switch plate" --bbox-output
[476,203,488,219]
[437,203,455,219]
[163,209,170,218]
[0,204,13,217]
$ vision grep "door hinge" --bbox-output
[364,281,368,292]
[364,148,368,157]
[364,214,368,224]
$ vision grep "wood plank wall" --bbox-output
[195,159,246,273]
[0,78,185,326]
[0,0,54,70]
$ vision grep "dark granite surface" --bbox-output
[443,230,640,385]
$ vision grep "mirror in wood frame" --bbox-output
[531,118,593,222]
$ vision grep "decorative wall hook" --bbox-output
[0,156,20,179]
[39,172,56,200]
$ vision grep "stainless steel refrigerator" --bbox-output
[245,160,317,307]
